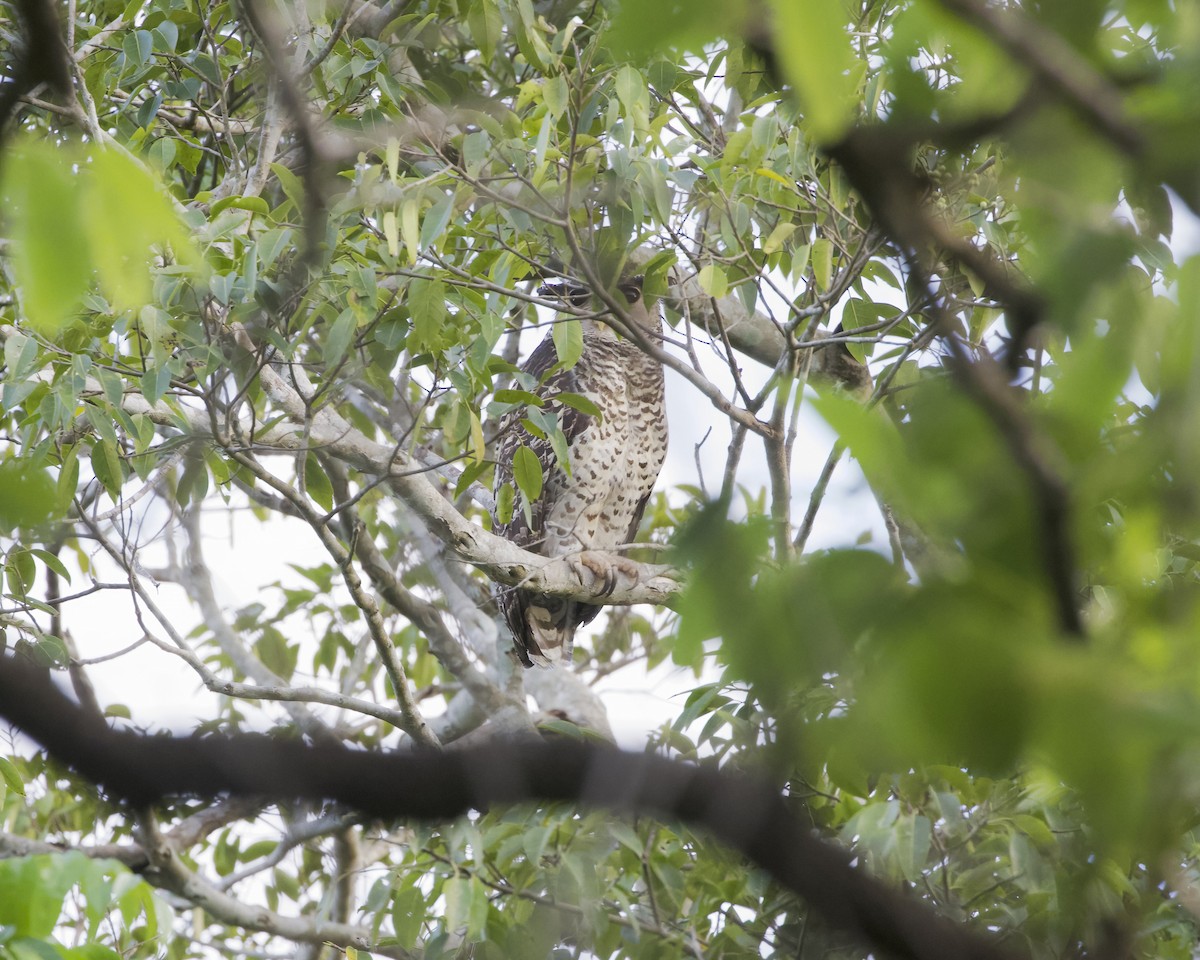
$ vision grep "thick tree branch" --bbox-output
[669,273,872,395]
[0,653,1020,960]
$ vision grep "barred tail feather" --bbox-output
[522,600,574,667]
[501,591,600,668]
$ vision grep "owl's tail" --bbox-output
[502,591,599,668]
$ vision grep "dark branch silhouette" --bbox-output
[0,653,1018,960]
[0,0,72,149]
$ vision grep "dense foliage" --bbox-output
[2,0,1200,957]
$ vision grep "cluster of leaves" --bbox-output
[1,0,1200,958]
[0,752,170,959]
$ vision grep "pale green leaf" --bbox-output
[468,0,502,61]
[762,222,797,255]
[543,74,569,119]
[2,140,91,334]
[469,409,486,464]
[615,64,647,117]
[512,444,543,502]
[697,263,729,298]
[0,757,25,796]
[83,146,198,310]
[552,318,583,369]
[811,237,834,290]
[209,195,270,217]
[386,137,400,180]
[767,0,857,142]
[408,278,447,351]
[392,886,425,950]
[419,192,455,250]
[495,482,515,525]
[548,425,571,476]
[401,198,420,265]
[0,462,60,533]
[383,209,400,258]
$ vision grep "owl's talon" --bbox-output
[570,552,641,598]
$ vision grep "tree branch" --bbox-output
[0,324,682,613]
[0,653,1021,960]
[932,0,1142,157]
[136,808,408,959]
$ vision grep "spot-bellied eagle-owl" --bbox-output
[492,273,667,668]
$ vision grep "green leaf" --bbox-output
[256,626,298,681]
[495,482,515,525]
[512,444,543,502]
[210,195,271,217]
[123,29,153,67]
[469,409,486,464]
[551,318,583,369]
[841,297,876,331]
[383,209,400,258]
[547,425,571,476]
[141,364,172,407]
[401,198,420,265]
[697,263,728,298]
[0,757,25,797]
[269,162,305,210]
[153,20,178,52]
[4,330,39,381]
[0,857,73,937]
[9,557,48,602]
[493,389,544,407]
[83,146,198,311]
[766,0,858,143]
[1,139,91,334]
[608,0,736,58]
[552,392,602,419]
[443,877,470,933]
[392,886,426,950]
[455,459,492,499]
[615,64,647,118]
[304,452,334,511]
[325,306,358,368]
[543,74,569,119]
[467,0,502,61]
[419,192,455,250]
[811,237,834,291]
[762,222,797,255]
[0,462,60,532]
[29,549,70,584]
[408,278,447,351]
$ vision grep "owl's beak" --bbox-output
[537,281,590,308]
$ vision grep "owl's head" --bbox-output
[537,273,659,335]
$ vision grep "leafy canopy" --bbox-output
[2,0,1200,958]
